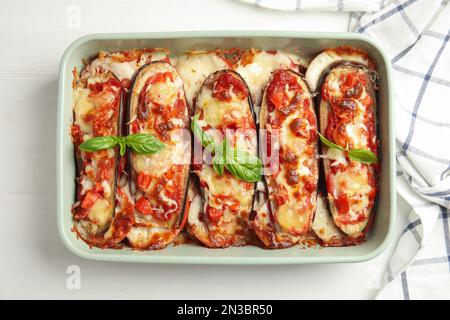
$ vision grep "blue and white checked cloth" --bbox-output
[242,0,450,299]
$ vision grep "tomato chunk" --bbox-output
[212,73,249,102]
[335,194,350,214]
[274,185,289,206]
[71,124,83,145]
[269,90,288,110]
[206,205,223,223]
[149,72,173,84]
[81,190,98,209]
[88,77,121,95]
[137,172,152,191]
[135,197,153,215]
[266,70,301,112]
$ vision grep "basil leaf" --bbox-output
[225,160,262,183]
[125,133,165,155]
[348,148,378,164]
[212,139,226,176]
[79,136,118,152]
[191,114,216,151]
[223,138,262,183]
[118,137,127,156]
[213,154,225,176]
[191,117,262,182]
[318,131,378,164]
[318,132,345,151]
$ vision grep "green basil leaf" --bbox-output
[79,136,118,153]
[213,154,225,176]
[225,160,262,183]
[212,139,226,176]
[318,132,345,151]
[125,133,165,155]
[223,138,262,183]
[348,148,378,164]
[191,114,216,151]
[118,138,127,157]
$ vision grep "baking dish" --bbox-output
[57,31,395,264]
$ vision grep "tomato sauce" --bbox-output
[265,70,317,220]
[212,72,249,102]
[134,71,185,141]
[73,76,121,222]
[322,68,378,225]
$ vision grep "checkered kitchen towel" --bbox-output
[242,0,450,299]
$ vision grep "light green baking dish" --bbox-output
[57,31,395,264]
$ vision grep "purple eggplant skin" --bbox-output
[312,62,378,199]
[317,64,379,238]
[126,61,191,239]
[190,69,258,248]
[253,69,318,248]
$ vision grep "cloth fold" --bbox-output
[241,0,388,11]
[241,0,450,299]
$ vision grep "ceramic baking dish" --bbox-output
[57,31,395,264]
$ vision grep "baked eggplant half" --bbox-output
[188,70,257,248]
[126,61,191,250]
[71,70,133,248]
[235,49,308,107]
[306,46,379,238]
[252,69,318,248]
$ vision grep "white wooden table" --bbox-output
[0,0,409,299]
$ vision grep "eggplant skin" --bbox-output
[71,70,132,248]
[319,65,378,238]
[189,70,257,248]
[305,46,376,93]
[126,61,191,250]
[253,69,318,247]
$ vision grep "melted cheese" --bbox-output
[198,166,253,209]
[73,73,120,135]
[89,50,170,80]
[146,78,180,106]
[87,198,112,229]
[326,148,347,166]
[101,180,111,197]
[329,162,371,216]
[175,52,229,108]
[235,50,303,105]
[312,195,344,243]
[132,131,188,175]
[130,64,190,179]
[129,63,186,123]
[90,58,137,80]
[72,88,94,132]
[321,67,376,237]
[127,226,174,249]
[262,72,317,236]
[305,48,371,92]
[324,67,371,150]
[79,176,94,195]
[197,87,248,128]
